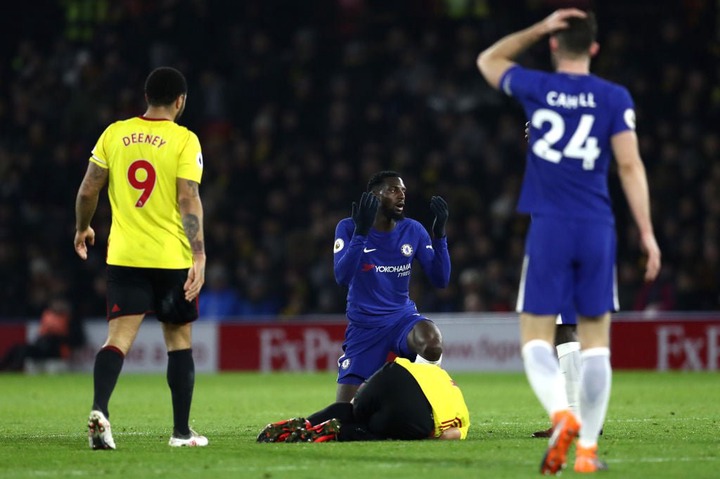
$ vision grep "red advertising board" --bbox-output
[218,321,347,371]
[0,322,26,358]
[2,313,719,372]
[217,314,720,372]
[611,315,720,370]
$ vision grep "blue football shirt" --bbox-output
[499,65,636,221]
[333,217,450,327]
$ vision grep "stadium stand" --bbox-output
[0,0,717,322]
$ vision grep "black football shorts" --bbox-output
[352,361,434,440]
[106,265,198,324]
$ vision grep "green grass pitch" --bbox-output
[0,371,718,478]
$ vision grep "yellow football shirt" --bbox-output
[89,116,203,268]
[394,358,471,439]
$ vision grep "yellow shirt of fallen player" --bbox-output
[89,117,203,268]
[394,358,471,439]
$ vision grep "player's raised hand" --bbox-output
[74,227,95,260]
[540,8,587,36]
[430,196,448,238]
[351,191,379,236]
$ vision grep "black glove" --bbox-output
[351,192,379,236]
[430,196,448,238]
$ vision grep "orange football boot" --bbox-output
[540,410,580,475]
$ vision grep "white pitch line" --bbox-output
[612,457,719,464]
[480,416,717,426]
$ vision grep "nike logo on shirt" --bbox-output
[363,248,377,253]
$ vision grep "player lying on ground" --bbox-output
[257,358,470,442]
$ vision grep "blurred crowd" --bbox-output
[1,0,718,321]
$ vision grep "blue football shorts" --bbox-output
[556,308,577,325]
[516,216,618,317]
[337,312,428,385]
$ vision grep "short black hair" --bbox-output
[554,11,597,55]
[144,67,187,106]
[367,170,400,192]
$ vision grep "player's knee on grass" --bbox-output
[409,320,442,362]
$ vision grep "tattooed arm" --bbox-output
[177,177,206,301]
[74,162,109,260]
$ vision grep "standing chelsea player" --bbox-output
[332,171,451,402]
[477,9,661,474]
[74,67,208,449]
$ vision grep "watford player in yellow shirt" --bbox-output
[257,357,470,443]
[74,67,208,449]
